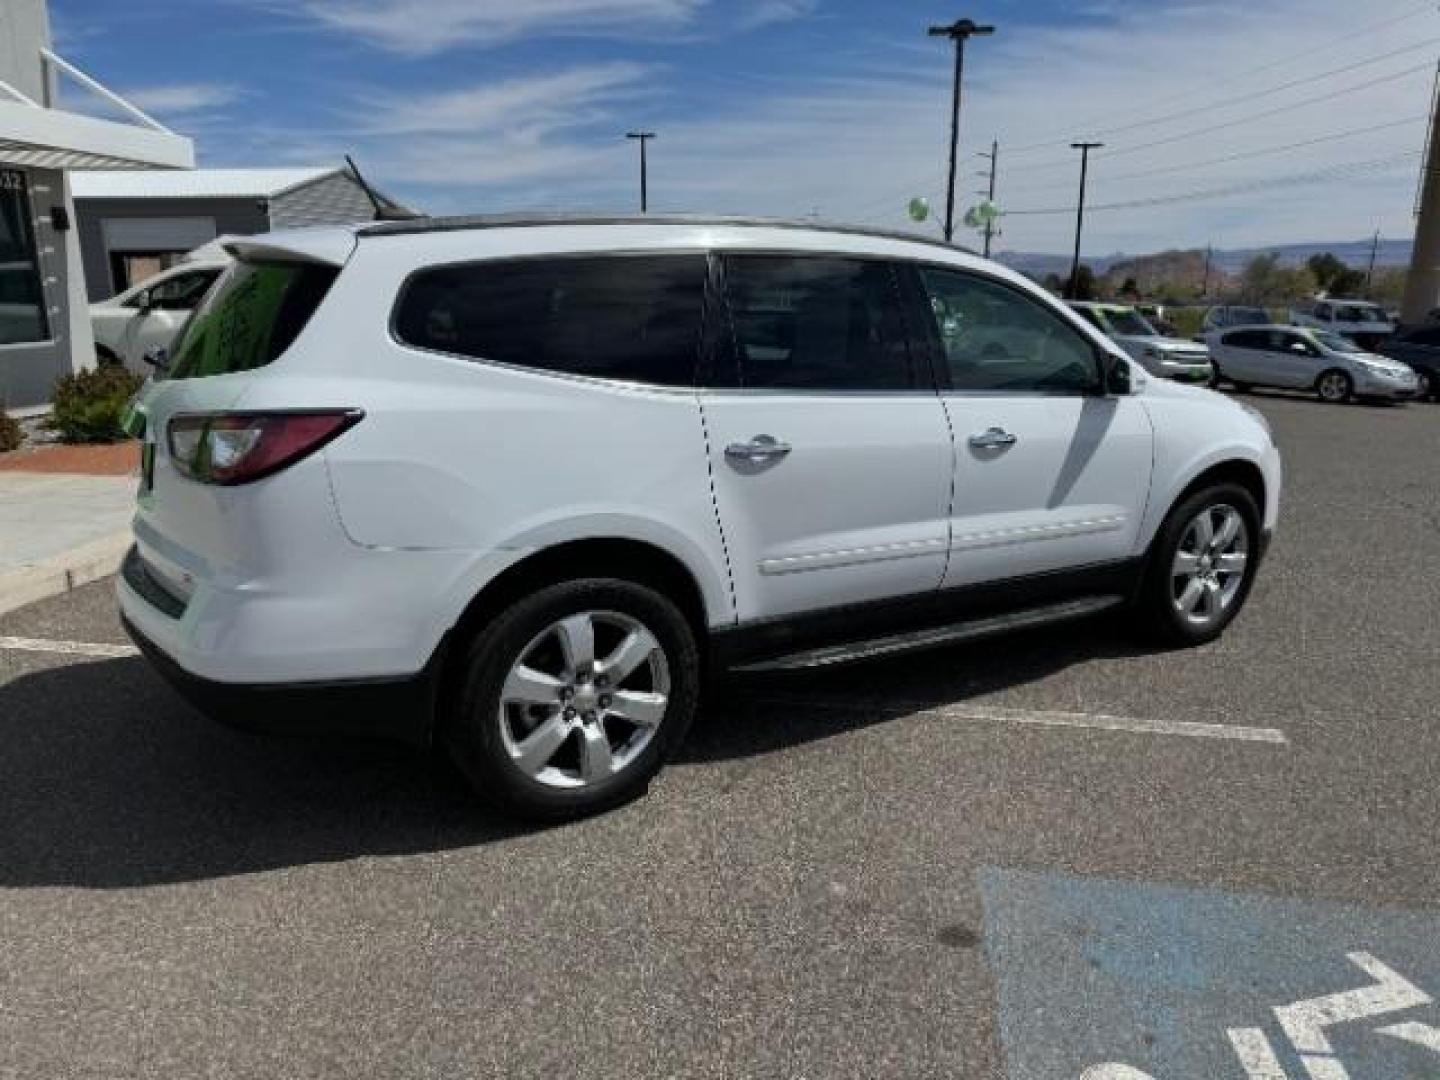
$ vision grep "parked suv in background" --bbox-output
[90,257,230,374]
[119,216,1281,821]
[1288,299,1395,349]
[1067,301,1213,383]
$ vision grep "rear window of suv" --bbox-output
[166,260,339,380]
[393,255,706,387]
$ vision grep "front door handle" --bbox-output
[725,434,793,464]
[969,426,1018,449]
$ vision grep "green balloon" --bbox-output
[908,197,930,223]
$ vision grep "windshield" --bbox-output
[1312,330,1364,353]
[1333,304,1388,324]
[165,260,339,380]
[1099,308,1158,336]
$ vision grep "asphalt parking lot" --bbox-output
[2,390,1439,1079]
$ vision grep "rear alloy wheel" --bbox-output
[445,579,699,822]
[1135,483,1260,646]
[1316,369,1353,403]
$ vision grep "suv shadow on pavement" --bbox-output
[0,620,1159,889]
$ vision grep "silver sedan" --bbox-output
[1205,325,1418,403]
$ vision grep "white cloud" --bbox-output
[287,0,705,53]
[122,82,245,114]
[736,0,819,31]
[358,63,652,137]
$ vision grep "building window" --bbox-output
[0,169,49,346]
[110,250,189,294]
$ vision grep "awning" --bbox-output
[0,98,193,171]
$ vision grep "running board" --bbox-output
[731,595,1126,673]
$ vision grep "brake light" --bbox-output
[167,410,362,485]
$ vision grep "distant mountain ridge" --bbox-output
[996,239,1413,279]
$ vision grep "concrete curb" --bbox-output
[0,531,132,617]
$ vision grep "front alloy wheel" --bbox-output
[1317,370,1352,403]
[1170,504,1249,629]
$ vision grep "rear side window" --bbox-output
[1224,329,1269,349]
[719,255,915,390]
[393,255,706,387]
[167,261,338,380]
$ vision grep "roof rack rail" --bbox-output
[358,212,980,257]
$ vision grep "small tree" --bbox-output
[1069,264,1098,301]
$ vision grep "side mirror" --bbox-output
[135,290,154,312]
[1104,353,1132,395]
[142,346,169,372]
[1290,342,1310,355]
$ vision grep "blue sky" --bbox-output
[49,0,1437,256]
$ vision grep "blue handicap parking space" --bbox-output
[980,869,1440,1079]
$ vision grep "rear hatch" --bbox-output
[125,231,355,603]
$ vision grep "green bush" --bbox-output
[51,365,145,443]
[0,407,23,453]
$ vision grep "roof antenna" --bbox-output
[344,154,423,221]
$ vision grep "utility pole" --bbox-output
[928,18,995,245]
[1201,243,1213,300]
[1403,61,1440,324]
[1365,228,1381,295]
[1067,141,1103,300]
[978,139,999,257]
[626,131,655,213]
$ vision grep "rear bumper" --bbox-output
[123,609,438,745]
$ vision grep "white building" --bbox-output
[0,0,193,410]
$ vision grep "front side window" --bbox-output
[394,255,706,387]
[1225,329,1269,349]
[720,255,915,390]
[1274,331,1320,356]
[166,260,338,380]
[919,266,1100,393]
[0,169,49,345]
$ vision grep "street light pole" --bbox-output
[928,18,995,245]
[1067,141,1103,300]
[626,131,655,213]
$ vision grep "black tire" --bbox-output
[95,345,121,367]
[1232,381,1253,394]
[1133,482,1262,648]
[1207,363,1224,390]
[443,578,699,823]
[1315,368,1353,404]
[1416,369,1435,401]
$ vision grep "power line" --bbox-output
[1081,62,1433,165]
[1004,1,1439,156]
[1004,150,1422,216]
[1002,114,1429,196]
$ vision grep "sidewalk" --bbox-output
[0,441,139,616]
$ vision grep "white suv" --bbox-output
[119,216,1281,821]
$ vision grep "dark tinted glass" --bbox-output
[919,267,1099,393]
[721,256,914,390]
[1403,326,1440,347]
[394,255,705,387]
[1225,329,1269,349]
[167,261,338,380]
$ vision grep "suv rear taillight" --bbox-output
[167,410,362,486]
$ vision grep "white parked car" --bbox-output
[119,216,1282,821]
[1067,301,1213,383]
[90,258,229,373]
[1206,324,1418,403]
[1287,298,1394,348]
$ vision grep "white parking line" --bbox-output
[755,695,1289,745]
[0,636,139,659]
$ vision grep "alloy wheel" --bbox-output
[497,610,670,790]
[1318,372,1350,402]
[1170,504,1250,628]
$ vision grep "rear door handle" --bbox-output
[968,426,1018,449]
[725,434,793,463]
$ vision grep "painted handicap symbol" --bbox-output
[1081,952,1440,1080]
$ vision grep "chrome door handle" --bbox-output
[969,426,1018,449]
[725,434,793,463]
